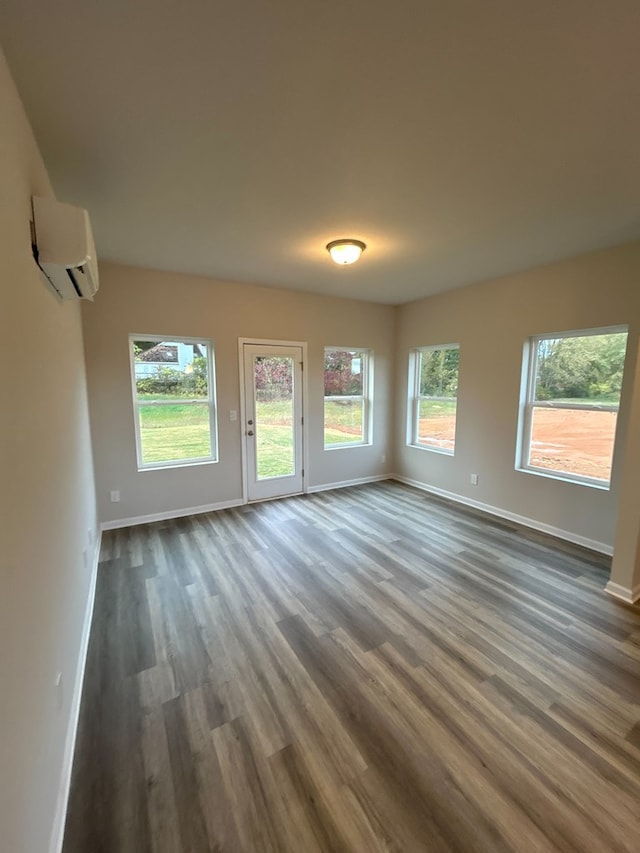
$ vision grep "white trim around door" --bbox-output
[238,338,309,503]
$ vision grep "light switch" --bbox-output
[230,410,238,421]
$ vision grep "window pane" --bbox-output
[420,348,459,397]
[324,399,364,445]
[324,348,369,447]
[324,350,364,396]
[254,356,295,479]
[412,346,459,453]
[134,340,209,400]
[139,402,211,464]
[528,407,617,481]
[417,399,457,452]
[534,332,627,404]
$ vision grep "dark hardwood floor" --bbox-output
[63,481,640,852]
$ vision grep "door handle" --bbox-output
[247,430,254,436]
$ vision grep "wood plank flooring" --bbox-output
[62,481,640,852]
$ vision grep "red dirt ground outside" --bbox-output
[419,409,617,480]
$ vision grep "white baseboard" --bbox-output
[605,581,640,604]
[306,474,389,495]
[392,474,613,556]
[100,498,244,531]
[101,480,392,529]
[49,532,102,853]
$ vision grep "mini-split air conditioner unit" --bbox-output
[32,196,99,300]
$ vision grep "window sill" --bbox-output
[408,442,454,456]
[137,458,219,473]
[324,442,371,451]
[515,465,610,491]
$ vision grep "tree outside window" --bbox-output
[324,348,371,447]
[519,327,628,486]
[410,345,460,454]
[130,336,217,468]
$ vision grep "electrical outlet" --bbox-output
[470,473,479,486]
[110,490,120,503]
[381,454,386,463]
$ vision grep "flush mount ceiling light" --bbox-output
[326,238,366,265]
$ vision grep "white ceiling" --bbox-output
[2,1,640,304]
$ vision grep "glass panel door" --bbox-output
[254,355,295,479]
[243,344,303,501]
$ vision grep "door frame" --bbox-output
[238,338,310,504]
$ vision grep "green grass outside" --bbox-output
[324,399,363,446]
[143,394,619,469]
[139,403,211,463]
[417,396,617,418]
[252,398,296,478]
[138,398,365,472]
[535,395,620,406]
[256,425,294,478]
[417,398,457,449]
[418,399,457,418]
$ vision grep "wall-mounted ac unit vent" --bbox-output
[32,196,99,300]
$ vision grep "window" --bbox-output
[409,344,460,454]
[518,326,628,487]
[324,348,371,447]
[130,335,218,469]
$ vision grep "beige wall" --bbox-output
[3,28,639,853]
[87,246,640,554]
[394,242,640,551]
[0,47,97,853]
[82,262,395,525]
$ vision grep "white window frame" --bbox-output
[516,325,628,489]
[129,333,218,470]
[323,347,372,449]
[408,343,459,455]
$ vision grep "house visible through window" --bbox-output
[517,326,628,487]
[130,335,218,468]
[409,344,460,454]
[137,343,179,363]
[324,348,371,447]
